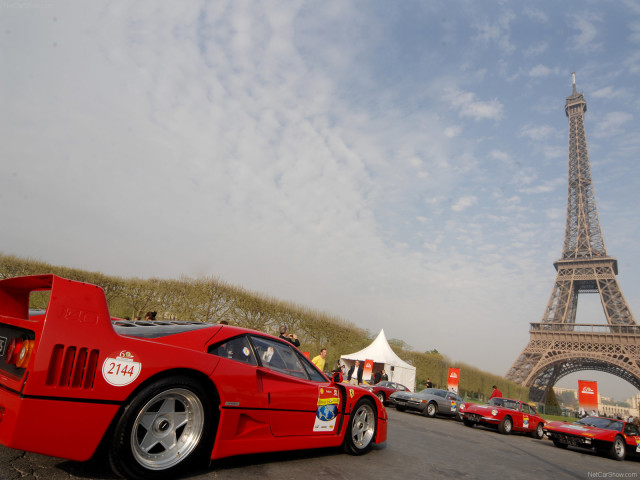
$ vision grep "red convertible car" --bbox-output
[544,416,640,461]
[462,397,545,438]
[0,275,387,479]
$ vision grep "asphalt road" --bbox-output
[2,408,638,480]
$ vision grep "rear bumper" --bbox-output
[0,386,119,461]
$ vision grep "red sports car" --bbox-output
[462,397,545,438]
[544,416,640,461]
[360,381,411,405]
[0,275,387,480]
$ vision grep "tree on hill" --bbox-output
[545,387,562,416]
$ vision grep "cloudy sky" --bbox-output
[3,0,640,400]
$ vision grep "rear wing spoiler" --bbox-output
[0,275,56,320]
[0,274,111,324]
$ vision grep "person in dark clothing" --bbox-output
[425,378,433,388]
[381,369,388,381]
[279,325,300,347]
[373,371,382,384]
[348,360,362,385]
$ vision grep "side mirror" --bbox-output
[332,371,343,384]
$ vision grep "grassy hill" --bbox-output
[0,252,529,401]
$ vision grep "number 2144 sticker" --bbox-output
[102,350,142,386]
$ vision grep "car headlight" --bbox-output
[491,409,498,416]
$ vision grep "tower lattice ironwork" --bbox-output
[505,74,640,402]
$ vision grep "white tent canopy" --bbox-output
[340,329,416,391]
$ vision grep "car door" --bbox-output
[447,392,462,414]
[513,402,529,431]
[250,335,343,437]
[623,423,640,451]
[207,334,268,410]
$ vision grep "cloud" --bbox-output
[444,125,461,138]
[451,195,478,212]
[473,10,516,54]
[518,124,558,141]
[630,21,640,43]
[524,42,549,58]
[443,88,504,121]
[567,11,603,53]
[594,111,633,138]
[591,85,628,100]
[524,6,549,24]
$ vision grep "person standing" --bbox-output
[348,360,362,386]
[425,378,433,388]
[489,385,503,399]
[311,348,327,371]
[356,361,363,385]
[381,369,388,381]
[278,325,300,347]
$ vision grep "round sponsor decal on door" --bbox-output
[102,350,142,386]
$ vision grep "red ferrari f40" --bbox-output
[0,275,387,479]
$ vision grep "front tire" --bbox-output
[396,405,406,412]
[424,402,437,418]
[376,392,385,404]
[463,418,476,428]
[109,376,213,480]
[343,399,377,455]
[552,438,568,449]
[498,416,512,435]
[531,422,544,439]
[608,435,626,461]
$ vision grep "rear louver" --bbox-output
[46,344,99,389]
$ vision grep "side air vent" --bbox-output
[46,344,99,389]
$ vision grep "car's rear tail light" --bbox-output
[15,340,34,368]
[4,336,34,368]
[4,337,22,364]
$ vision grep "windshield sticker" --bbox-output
[314,387,340,432]
[102,350,141,386]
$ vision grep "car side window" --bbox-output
[251,335,308,380]
[208,335,257,365]
[521,404,531,414]
[624,423,639,435]
[300,353,327,382]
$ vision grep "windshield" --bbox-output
[576,417,623,432]
[487,398,520,411]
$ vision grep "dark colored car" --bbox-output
[361,381,411,405]
[390,388,463,418]
[544,416,640,461]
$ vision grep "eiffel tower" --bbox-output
[506,74,640,403]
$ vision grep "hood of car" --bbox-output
[544,421,617,439]
[390,391,412,400]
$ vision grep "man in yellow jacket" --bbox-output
[312,348,327,371]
